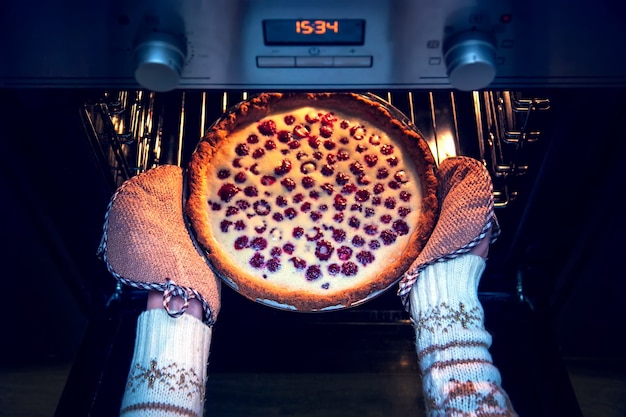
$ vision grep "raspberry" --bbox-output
[356,251,375,266]
[349,125,365,140]
[394,170,409,183]
[348,217,360,229]
[380,214,392,224]
[393,219,410,235]
[339,137,350,145]
[252,148,265,159]
[250,164,260,175]
[341,261,358,276]
[398,207,411,217]
[349,161,364,175]
[355,189,370,202]
[306,265,323,281]
[387,156,399,167]
[388,181,401,189]
[376,167,389,179]
[350,203,362,212]
[400,191,412,202]
[235,143,250,156]
[306,227,323,241]
[337,246,353,261]
[258,120,277,136]
[253,200,270,215]
[357,174,371,186]
[337,150,350,161]
[319,204,328,211]
[364,154,378,167]
[232,158,243,168]
[250,237,268,250]
[380,230,397,245]
[369,134,381,145]
[283,242,295,254]
[265,140,277,150]
[217,169,231,179]
[276,195,288,207]
[309,190,320,200]
[247,134,259,144]
[333,194,347,211]
[249,252,265,268]
[288,140,301,149]
[328,264,341,275]
[254,223,267,234]
[284,115,296,125]
[340,120,350,129]
[371,197,381,206]
[384,197,397,209]
[352,235,365,247]
[300,202,312,213]
[274,159,292,176]
[272,212,284,222]
[280,177,296,191]
[284,207,298,219]
[218,183,240,202]
[308,136,321,148]
[244,186,258,197]
[234,236,249,250]
[369,240,381,250]
[220,220,232,232]
[342,183,357,194]
[326,153,337,165]
[373,183,385,194]
[312,151,323,160]
[305,112,320,123]
[310,211,323,222]
[332,228,347,243]
[270,247,282,257]
[293,124,310,138]
[315,240,334,261]
[234,220,246,230]
[333,212,344,223]
[225,206,239,217]
[365,207,375,218]
[322,137,335,148]
[210,202,221,211]
[234,172,247,183]
[380,144,394,155]
[293,193,305,203]
[290,257,307,270]
[321,183,334,195]
[355,144,368,153]
[261,175,276,186]
[266,258,281,272]
[321,112,337,126]
[302,176,315,189]
[336,172,350,185]
[364,224,378,235]
[277,130,291,143]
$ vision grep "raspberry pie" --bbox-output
[186,93,437,311]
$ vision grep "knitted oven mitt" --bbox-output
[398,156,500,308]
[97,165,220,326]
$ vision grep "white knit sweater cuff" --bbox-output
[120,309,212,417]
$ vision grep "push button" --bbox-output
[256,56,296,67]
[295,56,334,67]
[333,56,372,67]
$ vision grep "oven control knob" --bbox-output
[443,31,497,91]
[133,32,187,92]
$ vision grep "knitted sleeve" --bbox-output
[409,255,517,416]
[120,308,212,417]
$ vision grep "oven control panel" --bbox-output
[1,0,625,91]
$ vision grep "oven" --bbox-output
[2,1,625,416]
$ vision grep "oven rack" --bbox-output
[81,90,550,208]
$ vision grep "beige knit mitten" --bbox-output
[398,156,500,306]
[98,164,220,325]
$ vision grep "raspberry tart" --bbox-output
[185,93,437,311]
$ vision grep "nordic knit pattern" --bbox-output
[410,255,517,417]
[120,309,212,417]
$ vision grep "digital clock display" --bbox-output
[263,19,365,45]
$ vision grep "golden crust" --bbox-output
[185,92,437,311]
